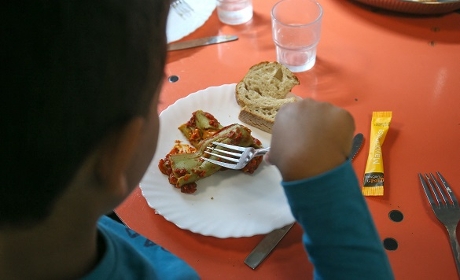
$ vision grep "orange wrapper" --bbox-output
[362,111,392,196]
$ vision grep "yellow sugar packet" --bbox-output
[362,111,392,196]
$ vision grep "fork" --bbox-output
[419,172,460,277]
[202,142,270,169]
[170,0,194,18]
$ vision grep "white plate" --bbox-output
[140,84,295,238]
[167,0,217,43]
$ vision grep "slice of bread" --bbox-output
[236,61,299,133]
[238,106,280,134]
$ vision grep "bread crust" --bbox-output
[236,61,299,133]
[238,106,277,133]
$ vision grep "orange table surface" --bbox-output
[116,1,460,279]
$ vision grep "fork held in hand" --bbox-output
[202,142,270,170]
[419,172,460,277]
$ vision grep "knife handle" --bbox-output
[244,222,295,269]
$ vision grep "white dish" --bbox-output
[140,84,295,238]
[167,0,217,43]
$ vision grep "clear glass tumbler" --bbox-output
[217,0,253,25]
[271,0,323,72]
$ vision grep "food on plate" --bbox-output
[158,110,263,194]
[177,110,222,147]
[236,61,300,133]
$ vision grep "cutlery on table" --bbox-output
[170,0,193,18]
[243,133,364,269]
[167,35,238,51]
[419,172,460,277]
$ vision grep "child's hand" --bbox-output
[266,99,355,181]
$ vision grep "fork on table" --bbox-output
[170,0,194,18]
[202,142,270,170]
[419,172,460,277]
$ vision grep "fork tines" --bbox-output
[419,172,460,276]
[171,0,194,18]
[204,142,244,164]
[419,172,459,208]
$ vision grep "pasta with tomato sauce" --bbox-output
[158,110,263,194]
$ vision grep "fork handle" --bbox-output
[445,224,460,277]
[254,147,270,157]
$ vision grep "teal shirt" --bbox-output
[283,160,394,279]
[81,216,199,280]
[82,160,392,279]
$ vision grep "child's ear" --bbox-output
[95,117,145,197]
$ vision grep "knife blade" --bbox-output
[167,35,238,51]
[244,133,365,269]
[349,133,364,160]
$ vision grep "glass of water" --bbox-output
[217,0,253,25]
[271,0,323,72]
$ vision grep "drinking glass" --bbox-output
[217,0,253,25]
[271,0,323,72]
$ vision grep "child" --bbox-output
[0,0,393,279]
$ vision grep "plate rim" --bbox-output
[139,84,295,238]
[167,0,217,43]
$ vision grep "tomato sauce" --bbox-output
[158,110,264,194]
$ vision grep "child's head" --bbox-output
[1,0,170,228]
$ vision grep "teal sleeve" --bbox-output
[282,160,394,280]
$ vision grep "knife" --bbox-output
[167,35,238,51]
[350,133,364,160]
[244,133,365,269]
